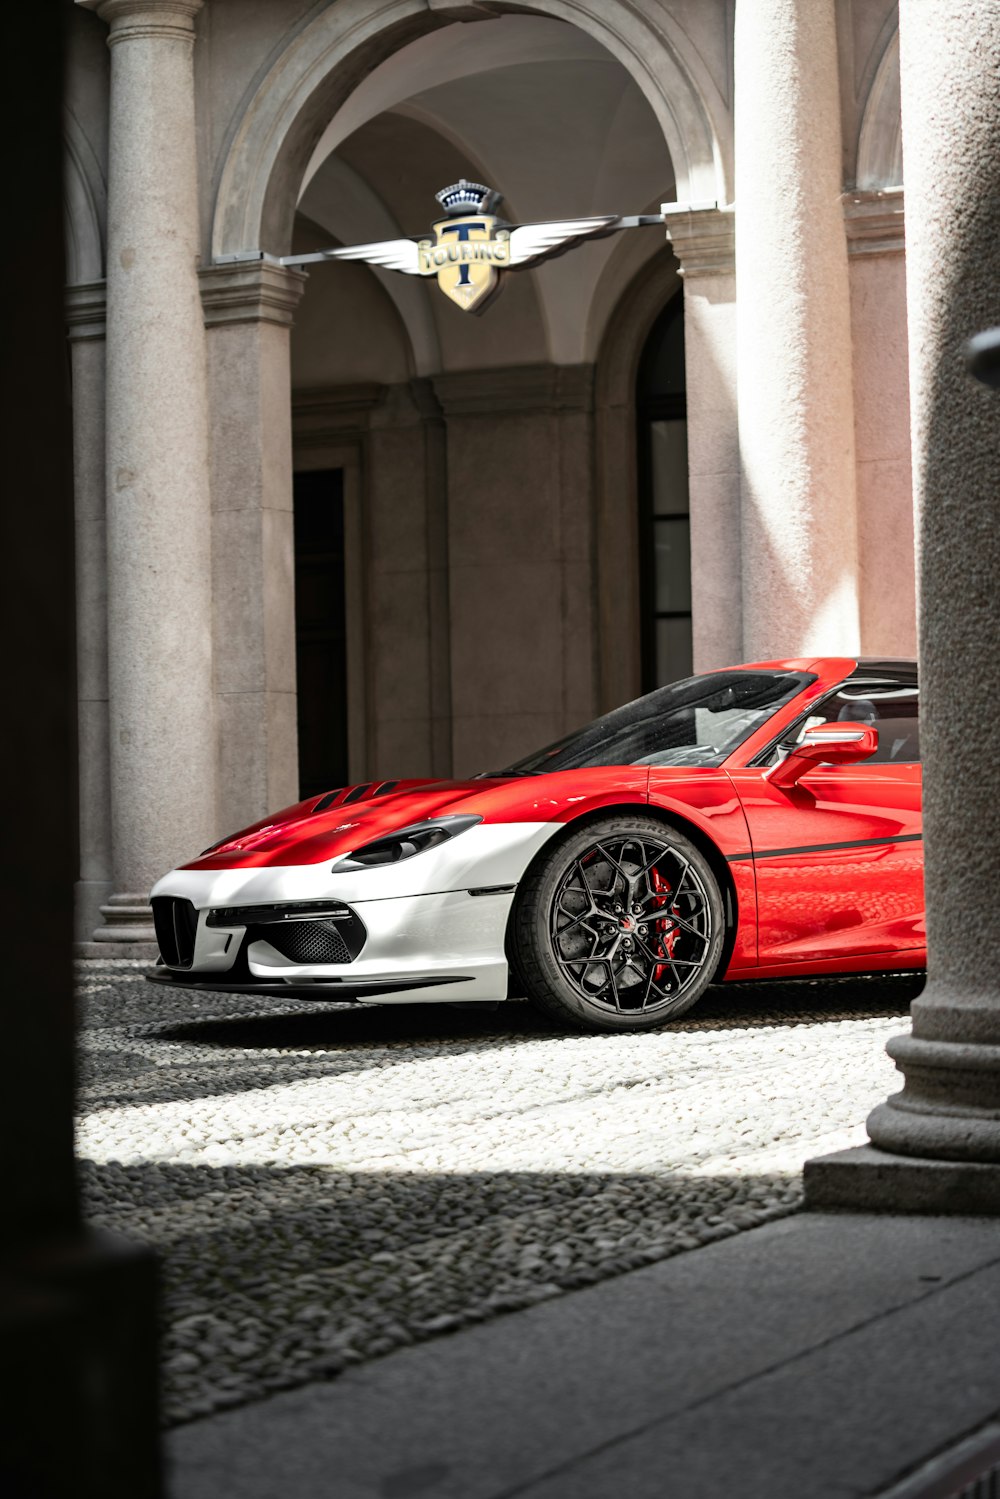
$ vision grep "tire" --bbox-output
[512,814,726,1033]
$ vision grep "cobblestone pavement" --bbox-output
[75,960,923,1426]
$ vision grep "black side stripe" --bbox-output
[728,832,923,863]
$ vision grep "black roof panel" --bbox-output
[850,657,918,682]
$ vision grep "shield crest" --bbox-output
[425,215,504,313]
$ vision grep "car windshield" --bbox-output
[494,670,816,773]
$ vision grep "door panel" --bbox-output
[728,764,924,964]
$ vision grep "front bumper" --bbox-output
[145,968,472,1003]
[146,882,518,1003]
[146,820,556,1003]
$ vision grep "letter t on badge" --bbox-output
[439,221,487,287]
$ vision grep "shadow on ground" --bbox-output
[153,972,924,1052]
[79,1158,801,1426]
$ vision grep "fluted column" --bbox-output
[735,0,860,659]
[81,0,215,941]
[663,206,741,670]
[806,0,1000,1213]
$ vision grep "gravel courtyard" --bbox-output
[76,961,922,1427]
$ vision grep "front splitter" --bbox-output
[144,970,470,1002]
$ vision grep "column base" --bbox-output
[79,892,159,959]
[92,891,157,944]
[804,1144,1000,1214]
[75,941,160,959]
[75,879,114,943]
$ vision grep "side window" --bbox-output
[793,682,921,764]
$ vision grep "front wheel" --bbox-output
[512,815,726,1032]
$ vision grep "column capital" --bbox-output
[65,280,107,342]
[200,261,308,329]
[843,188,905,257]
[662,205,735,278]
[76,0,203,45]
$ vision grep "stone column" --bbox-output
[806,0,1000,1213]
[844,189,915,657]
[66,281,114,942]
[82,0,215,942]
[663,206,741,671]
[734,0,860,660]
[200,262,305,838]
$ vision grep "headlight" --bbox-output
[331,814,482,872]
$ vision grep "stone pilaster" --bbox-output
[842,189,916,658]
[81,0,215,945]
[431,366,597,775]
[734,0,860,660]
[806,2,1000,1213]
[663,206,741,671]
[200,261,306,838]
[66,281,114,943]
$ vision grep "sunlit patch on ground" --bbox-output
[75,962,921,1424]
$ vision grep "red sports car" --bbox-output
[148,657,923,1032]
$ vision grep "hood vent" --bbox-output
[311,780,398,813]
[311,789,343,813]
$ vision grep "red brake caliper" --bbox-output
[648,865,679,983]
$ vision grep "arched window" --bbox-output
[637,295,691,690]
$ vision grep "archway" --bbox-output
[204,2,730,797]
[210,1,728,261]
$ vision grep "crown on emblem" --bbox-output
[435,179,504,217]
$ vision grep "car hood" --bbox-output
[181,778,513,870]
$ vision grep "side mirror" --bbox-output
[766,722,878,789]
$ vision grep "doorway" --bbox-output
[293,468,348,797]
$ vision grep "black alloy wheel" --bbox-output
[513,814,725,1032]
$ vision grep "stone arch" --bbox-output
[64,106,106,284]
[856,23,903,190]
[210,0,728,260]
[593,249,682,712]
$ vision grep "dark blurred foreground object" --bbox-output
[965,326,1000,387]
[0,4,161,1497]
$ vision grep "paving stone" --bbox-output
[75,958,922,1425]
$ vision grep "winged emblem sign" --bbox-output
[282,181,663,315]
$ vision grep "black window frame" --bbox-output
[748,666,920,769]
[637,294,690,693]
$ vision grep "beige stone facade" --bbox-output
[66,0,915,943]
